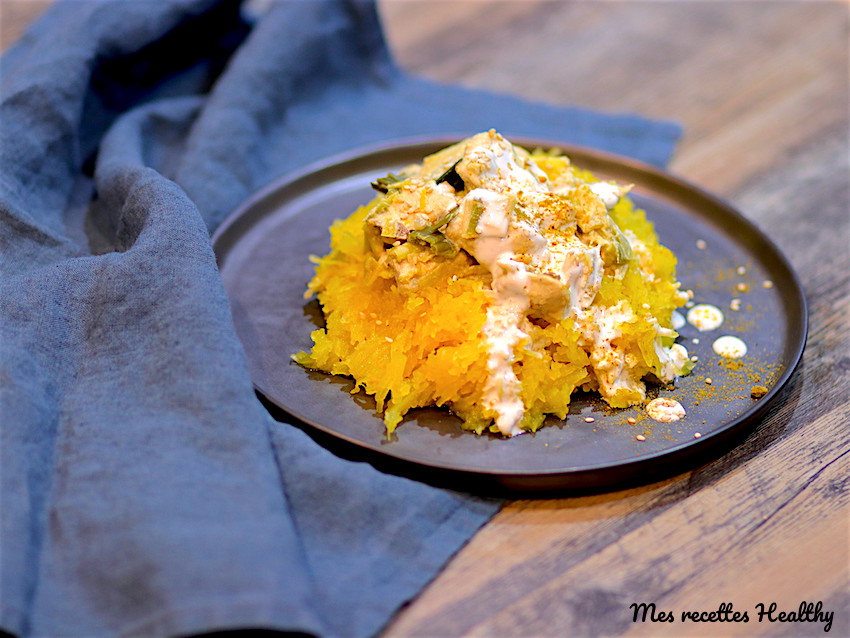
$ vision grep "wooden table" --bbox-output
[4,1,848,636]
[380,2,850,636]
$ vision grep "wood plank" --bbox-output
[380,1,848,193]
[381,2,850,632]
[0,0,52,52]
[386,402,849,637]
[4,2,848,636]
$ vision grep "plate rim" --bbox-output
[213,135,809,490]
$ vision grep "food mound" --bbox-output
[293,131,693,436]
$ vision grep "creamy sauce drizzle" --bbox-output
[370,130,692,435]
[456,132,688,434]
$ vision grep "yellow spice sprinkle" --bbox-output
[751,385,769,399]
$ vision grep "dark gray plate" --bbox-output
[212,138,807,493]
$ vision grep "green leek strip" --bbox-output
[408,209,459,257]
[435,159,464,191]
[463,201,485,239]
[370,173,405,193]
[611,220,634,264]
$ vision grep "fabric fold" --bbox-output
[1,1,681,636]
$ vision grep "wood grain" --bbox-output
[3,1,848,636]
[0,0,51,52]
[378,2,850,636]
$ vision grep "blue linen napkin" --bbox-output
[0,0,682,636]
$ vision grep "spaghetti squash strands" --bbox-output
[293,131,693,436]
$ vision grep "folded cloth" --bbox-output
[0,0,682,636]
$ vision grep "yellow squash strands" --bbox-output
[293,131,692,436]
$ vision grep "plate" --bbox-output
[212,137,807,493]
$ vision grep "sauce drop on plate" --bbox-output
[646,397,686,422]
[712,335,748,358]
[686,304,724,331]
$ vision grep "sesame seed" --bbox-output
[627,417,637,425]
[385,337,393,343]
[693,432,702,439]
[705,377,713,385]
[584,417,595,423]
[763,280,774,289]
[696,239,706,250]
[736,282,749,292]
[636,434,646,441]
[692,338,700,344]
[730,298,741,311]
[737,266,746,275]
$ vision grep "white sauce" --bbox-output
[381,131,693,435]
[481,303,529,436]
[465,189,511,237]
[712,335,748,359]
[687,304,724,331]
[588,182,625,210]
[646,397,686,422]
[656,342,690,380]
[578,302,657,400]
[455,134,551,435]
[557,243,603,314]
[458,134,549,194]
[461,134,691,433]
